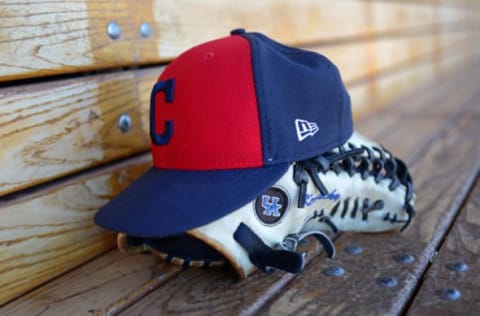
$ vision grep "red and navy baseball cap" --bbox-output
[95,29,353,237]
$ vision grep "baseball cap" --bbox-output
[94,29,353,237]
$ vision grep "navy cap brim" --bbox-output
[94,163,289,237]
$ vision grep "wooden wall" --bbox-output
[1,0,479,306]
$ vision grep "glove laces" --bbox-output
[293,142,415,232]
[235,142,416,275]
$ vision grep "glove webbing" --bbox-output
[293,142,415,231]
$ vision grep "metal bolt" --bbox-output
[107,21,121,39]
[446,262,468,272]
[376,276,398,288]
[441,288,461,301]
[344,245,363,255]
[139,22,153,38]
[393,254,415,264]
[118,114,132,133]
[324,266,345,277]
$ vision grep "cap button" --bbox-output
[230,28,246,35]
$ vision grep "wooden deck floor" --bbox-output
[1,63,479,316]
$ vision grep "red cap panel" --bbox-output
[151,35,263,170]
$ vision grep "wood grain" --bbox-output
[0,154,151,305]
[0,67,159,196]
[3,31,478,197]
[259,69,480,316]
[0,63,474,315]
[351,32,480,114]
[312,31,465,85]
[119,233,326,316]
[406,177,480,315]
[0,231,324,315]
[1,0,478,81]
[0,250,182,316]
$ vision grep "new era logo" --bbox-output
[295,119,319,141]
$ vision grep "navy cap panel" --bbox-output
[94,30,355,238]
[94,163,289,237]
[243,32,353,165]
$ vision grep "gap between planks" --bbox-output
[405,173,480,315]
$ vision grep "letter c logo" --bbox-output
[150,79,175,145]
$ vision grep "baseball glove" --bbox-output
[117,131,415,278]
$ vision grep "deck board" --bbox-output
[0,155,151,305]
[406,165,480,314]
[1,0,478,81]
[0,67,158,196]
[258,68,480,315]
[2,64,477,315]
[1,251,184,316]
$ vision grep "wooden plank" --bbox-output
[370,41,480,110]
[120,67,480,315]
[437,1,480,26]
[1,0,476,81]
[118,233,324,316]
[0,63,472,315]
[258,72,480,316]
[0,154,151,305]
[0,250,182,315]
[0,233,323,315]
[355,61,479,153]
[360,64,480,159]
[3,30,477,197]
[407,177,480,315]
[373,0,480,29]
[314,31,447,84]
[0,61,468,315]
[395,0,480,8]
[346,32,480,115]
[0,67,158,196]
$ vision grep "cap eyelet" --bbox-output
[230,28,246,35]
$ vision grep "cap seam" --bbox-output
[244,37,264,165]
[244,34,271,165]
[331,64,346,145]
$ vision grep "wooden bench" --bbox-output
[1,1,480,315]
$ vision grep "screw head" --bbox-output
[446,262,468,272]
[107,21,121,39]
[441,288,461,301]
[118,114,132,133]
[376,276,398,288]
[344,245,363,255]
[324,266,345,277]
[139,22,152,38]
[393,254,415,264]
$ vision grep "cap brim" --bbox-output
[94,163,289,237]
